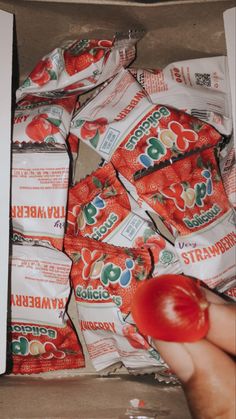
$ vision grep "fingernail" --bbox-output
[153,340,195,383]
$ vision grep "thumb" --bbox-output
[154,339,236,419]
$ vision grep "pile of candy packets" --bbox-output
[8,32,235,381]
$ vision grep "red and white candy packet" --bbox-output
[134,148,236,294]
[64,235,175,379]
[70,68,222,184]
[70,68,235,296]
[219,139,236,208]
[8,243,84,375]
[66,162,181,276]
[16,32,141,100]
[11,145,69,250]
[130,56,236,210]
[13,95,77,145]
[130,56,232,136]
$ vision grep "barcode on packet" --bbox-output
[191,109,211,121]
[195,72,211,87]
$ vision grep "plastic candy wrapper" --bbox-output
[224,286,236,302]
[219,138,236,208]
[66,162,181,276]
[130,56,232,136]
[134,148,236,295]
[16,32,141,100]
[70,69,222,199]
[8,243,84,375]
[11,145,69,250]
[130,57,236,209]
[67,100,81,184]
[13,94,77,145]
[64,235,173,378]
[67,132,80,185]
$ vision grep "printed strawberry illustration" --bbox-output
[28,58,56,86]
[67,132,79,154]
[64,49,105,76]
[122,324,149,350]
[134,231,166,265]
[26,113,60,142]
[79,118,108,148]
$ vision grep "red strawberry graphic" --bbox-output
[26,113,60,142]
[29,59,53,86]
[80,118,108,141]
[134,234,166,265]
[64,49,105,76]
[122,324,149,350]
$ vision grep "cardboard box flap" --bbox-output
[0,8,13,375]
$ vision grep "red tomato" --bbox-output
[131,274,209,342]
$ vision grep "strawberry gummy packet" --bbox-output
[70,69,223,206]
[219,138,236,208]
[66,162,181,276]
[13,94,77,146]
[7,243,84,375]
[11,144,70,251]
[134,147,236,296]
[64,235,175,380]
[130,56,233,137]
[16,32,141,100]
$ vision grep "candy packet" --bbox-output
[130,56,232,136]
[224,286,236,302]
[11,144,69,250]
[67,132,80,185]
[219,138,236,208]
[16,32,141,100]
[67,162,181,276]
[64,235,173,378]
[8,243,84,375]
[67,100,81,184]
[134,147,236,294]
[130,57,236,209]
[13,94,77,145]
[70,68,222,193]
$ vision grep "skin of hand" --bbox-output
[153,289,236,419]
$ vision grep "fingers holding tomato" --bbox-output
[131,274,209,343]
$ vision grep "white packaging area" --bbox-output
[0,9,13,375]
[0,1,235,418]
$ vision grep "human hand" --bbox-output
[153,289,236,419]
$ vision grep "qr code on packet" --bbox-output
[195,73,211,87]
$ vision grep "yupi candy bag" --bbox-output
[8,243,84,375]
[70,69,222,196]
[64,235,172,377]
[16,33,141,100]
[220,139,236,208]
[130,56,232,136]
[13,95,77,145]
[11,144,69,251]
[66,162,181,276]
[134,147,236,294]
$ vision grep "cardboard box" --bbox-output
[0,8,13,376]
[0,1,235,417]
